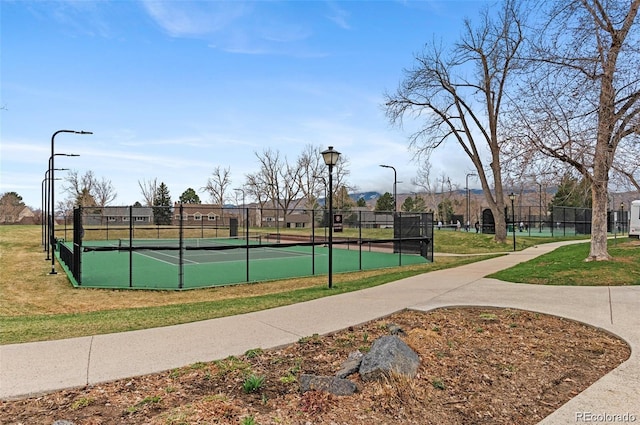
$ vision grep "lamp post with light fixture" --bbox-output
[321,146,341,289]
[233,187,246,226]
[379,164,397,212]
[42,167,69,257]
[50,129,92,275]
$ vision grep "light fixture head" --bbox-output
[321,146,341,167]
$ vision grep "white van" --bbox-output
[629,200,640,238]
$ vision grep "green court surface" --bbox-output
[64,241,429,290]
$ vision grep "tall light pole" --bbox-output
[380,164,397,212]
[509,192,516,252]
[46,153,78,257]
[313,175,328,243]
[234,187,246,226]
[42,168,68,256]
[267,183,280,242]
[322,146,341,289]
[50,129,92,275]
[466,173,477,231]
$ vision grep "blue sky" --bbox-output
[1,0,486,209]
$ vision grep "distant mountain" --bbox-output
[350,191,381,202]
[316,191,381,206]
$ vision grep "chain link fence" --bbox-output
[56,205,433,289]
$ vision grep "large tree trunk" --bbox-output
[587,179,611,261]
[588,108,614,261]
[493,206,508,244]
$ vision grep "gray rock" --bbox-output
[359,335,420,381]
[335,350,363,379]
[387,323,405,335]
[53,421,76,425]
[299,374,357,396]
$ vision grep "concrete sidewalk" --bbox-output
[1,241,638,424]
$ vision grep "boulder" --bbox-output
[386,323,406,335]
[335,350,363,379]
[299,374,357,396]
[359,335,420,381]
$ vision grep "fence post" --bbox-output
[129,205,133,288]
[311,208,316,275]
[245,207,250,282]
[359,211,363,270]
[398,212,402,266]
[74,206,82,285]
[179,203,184,289]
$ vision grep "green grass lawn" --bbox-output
[2,225,637,345]
[489,239,640,285]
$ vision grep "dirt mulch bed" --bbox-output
[0,307,630,424]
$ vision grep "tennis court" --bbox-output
[63,239,428,290]
[56,206,434,290]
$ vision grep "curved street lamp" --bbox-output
[50,130,92,275]
[379,164,397,212]
[42,168,68,257]
[321,146,341,289]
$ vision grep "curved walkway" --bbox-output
[1,241,638,423]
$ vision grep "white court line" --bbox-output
[183,248,317,265]
[135,250,198,265]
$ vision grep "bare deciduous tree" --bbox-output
[202,166,231,206]
[94,177,117,207]
[244,171,270,210]
[509,0,640,260]
[138,178,157,207]
[331,153,355,209]
[385,0,525,243]
[411,160,437,211]
[63,170,116,208]
[297,144,326,209]
[253,149,302,219]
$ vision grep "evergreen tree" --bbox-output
[375,192,395,212]
[356,197,367,207]
[549,174,592,210]
[402,195,427,212]
[0,192,25,222]
[0,192,24,208]
[413,195,427,212]
[437,198,454,223]
[153,182,172,225]
[179,188,201,204]
[402,197,415,212]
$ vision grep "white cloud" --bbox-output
[140,1,251,37]
[325,2,351,30]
